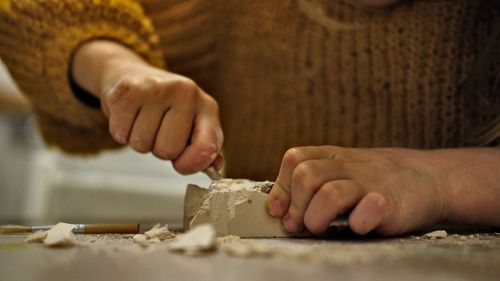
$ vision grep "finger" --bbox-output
[152,104,195,160]
[172,96,223,174]
[128,104,165,153]
[303,180,364,235]
[268,146,335,218]
[211,154,225,172]
[106,87,141,144]
[283,159,352,233]
[348,192,389,235]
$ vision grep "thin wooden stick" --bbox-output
[0,224,140,234]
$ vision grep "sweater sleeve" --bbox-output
[0,0,165,154]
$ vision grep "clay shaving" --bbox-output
[25,230,47,243]
[168,224,216,255]
[133,224,175,245]
[144,224,175,240]
[217,235,332,262]
[218,235,272,257]
[424,230,448,239]
[43,223,77,247]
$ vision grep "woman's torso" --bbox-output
[141,0,493,180]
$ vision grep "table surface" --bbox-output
[1,226,499,281]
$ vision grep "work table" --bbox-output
[1,227,499,281]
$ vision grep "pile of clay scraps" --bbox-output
[25,222,217,255]
[24,222,76,247]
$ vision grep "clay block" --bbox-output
[184,179,288,238]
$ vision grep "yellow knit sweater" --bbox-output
[0,0,498,180]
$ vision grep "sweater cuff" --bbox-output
[48,21,165,127]
[0,0,164,153]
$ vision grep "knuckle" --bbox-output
[171,78,198,95]
[110,78,142,104]
[152,145,181,160]
[330,145,345,151]
[203,95,219,112]
[324,184,344,204]
[191,142,218,166]
[283,147,307,168]
[111,81,128,96]
[327,181,360,214]
[141,76,161,92]
[200,141,218,156]
[292,162,314,188]
[331,145,347,155]
[120,76,141,90]
[328,145,347,157]
[272,180,290,196]
[371,192,390,213]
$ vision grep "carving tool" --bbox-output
[0,223,140,234]
[203,166,224,180]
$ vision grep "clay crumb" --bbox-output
[133,234,149,246]
[43,223,77,247]
[144,224,175,240]
[25,230,47,243]
[219,236,272,258]
[218,236,326,262]
[132,224,175,246]
[423,230,447,239]
[168,224,216,255]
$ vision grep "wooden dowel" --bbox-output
[83,224,140,234]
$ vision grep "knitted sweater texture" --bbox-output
[0,0,497,180]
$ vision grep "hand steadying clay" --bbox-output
[267,146,500,236]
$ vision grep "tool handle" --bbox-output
[0,225,32,234]
[83,224,140,234]
[203,166,223,180]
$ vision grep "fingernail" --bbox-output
[283,215,297,233]
[269,199,283,217]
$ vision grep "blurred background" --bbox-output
[0,58,209,228]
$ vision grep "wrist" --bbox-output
[72,40,146,99]
[431,148,500,225]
